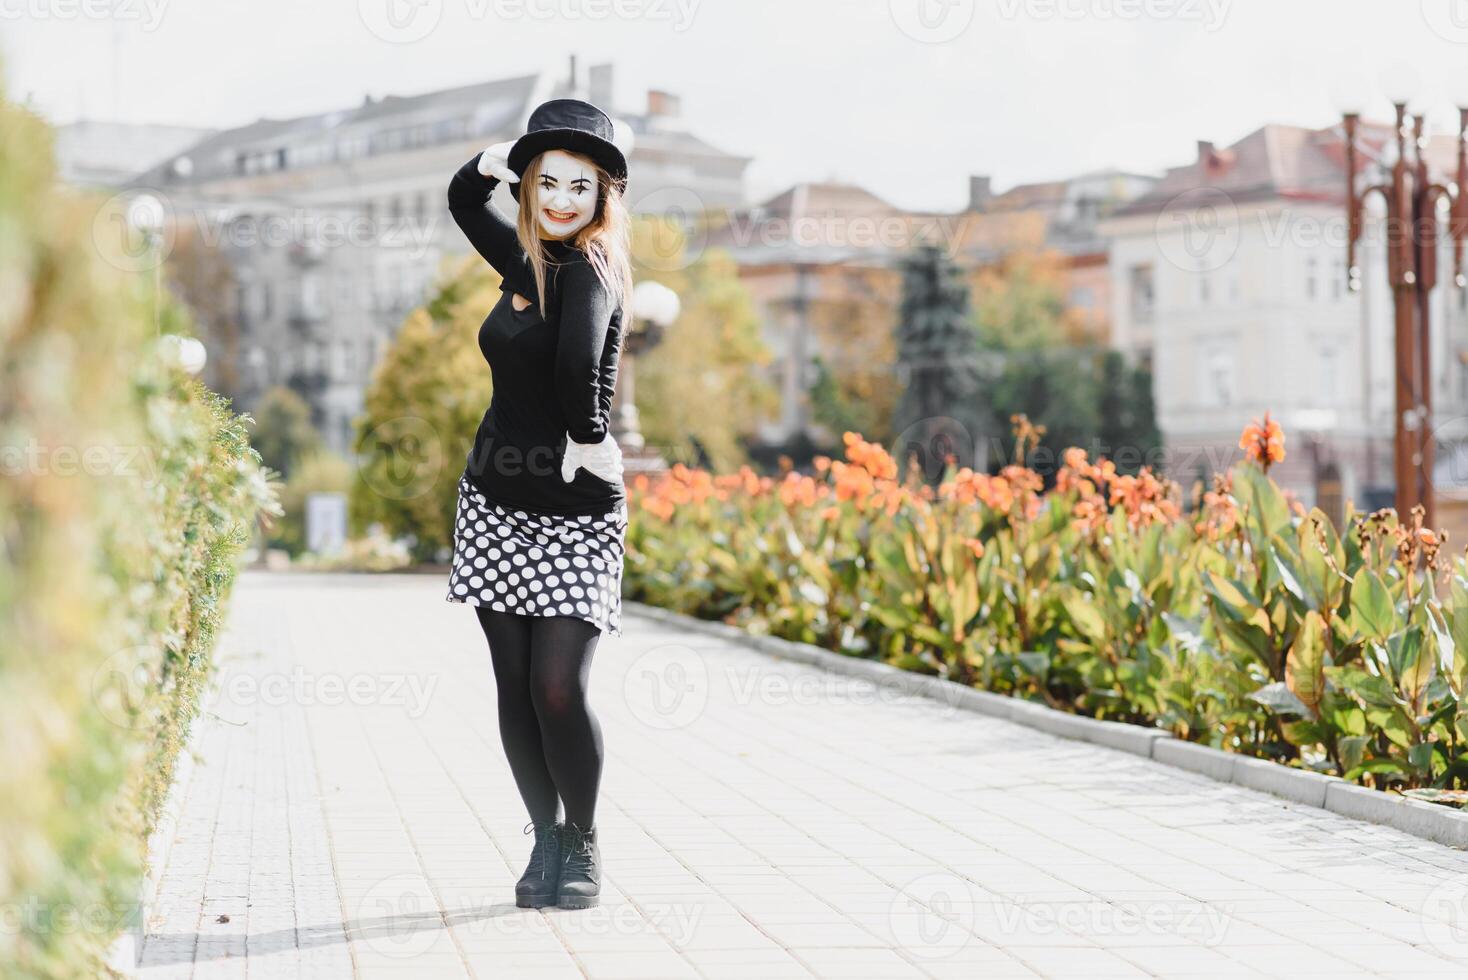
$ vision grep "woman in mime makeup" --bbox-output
[444,97,634,910]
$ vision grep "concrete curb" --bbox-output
[626,600,1468,850]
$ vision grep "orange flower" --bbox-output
[1280,487,1307,518]
[842,431,898,480]
[1193,472,1238,541]
[1057,447,1096,495]
[1105,467,1181,529]
[962,537,985,558]
[779,471,822,509]
[1239,412,1286,471]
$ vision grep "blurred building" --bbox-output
[51,119,216,189]
[708,181,912,450]
[954,170,1158,340]
[116,58,750,452]
[1100,122,1468,515]
[710,170,1154,456]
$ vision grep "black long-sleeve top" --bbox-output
[448,152,626,515]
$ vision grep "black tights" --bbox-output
[475,607,604,828]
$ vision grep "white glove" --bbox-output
[561,432,624,484]
[477,140,520,184]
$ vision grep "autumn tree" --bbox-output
[626,217,776,472]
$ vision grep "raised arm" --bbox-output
[555,259,619,444]
[446,152,525,282]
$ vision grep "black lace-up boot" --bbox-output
[515,819,563,908]
[556,822,601,909]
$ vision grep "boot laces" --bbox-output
[524,820,559,881]
[563,824,595,872]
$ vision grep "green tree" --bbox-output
[810,354,883,444]
[630,226,776,472]
[265,450,354,556]
[350,253,493,561]
[970,250,1160,479]
[973,250,1079,350]
[1097,349,1161,476]
[891,244,993,482]
[249,385,322,480]
[807,263,901,449]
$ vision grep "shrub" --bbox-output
[625,414,1468,794]
[264,449,354,556]
[0,86,275,977]
[350,253,492,561]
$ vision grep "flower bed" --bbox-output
[624,413,1467,794]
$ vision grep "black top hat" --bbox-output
[506,98,628,201]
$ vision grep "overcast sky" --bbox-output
[6,0,1468,210]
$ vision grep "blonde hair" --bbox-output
[515,150,635,324]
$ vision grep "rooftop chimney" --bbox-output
[968,174,992,211]
[563,54,586,98]
[589,63,613,111]
[647,89,681,118]
[1196,139,1235,176]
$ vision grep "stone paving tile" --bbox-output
[133,572,1468,979]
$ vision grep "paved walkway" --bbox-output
[133,571,1468,979]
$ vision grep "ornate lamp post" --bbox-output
[1341,90,1468,530]
[612,279,680,474]
[124,192,167,336]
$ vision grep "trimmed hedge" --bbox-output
[0,87,276,977]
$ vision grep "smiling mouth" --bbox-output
[543,208,579,223]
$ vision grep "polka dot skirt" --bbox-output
[445,475,628,637]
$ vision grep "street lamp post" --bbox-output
[612,280,680,474]
[1341,101,1468,530]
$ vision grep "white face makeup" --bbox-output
[533,149,599,239]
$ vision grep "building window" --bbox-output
[1129,264,1155,324]
[1319,345,1338,403]
[1331,259,1344,300]
[1203,345,1235,407]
